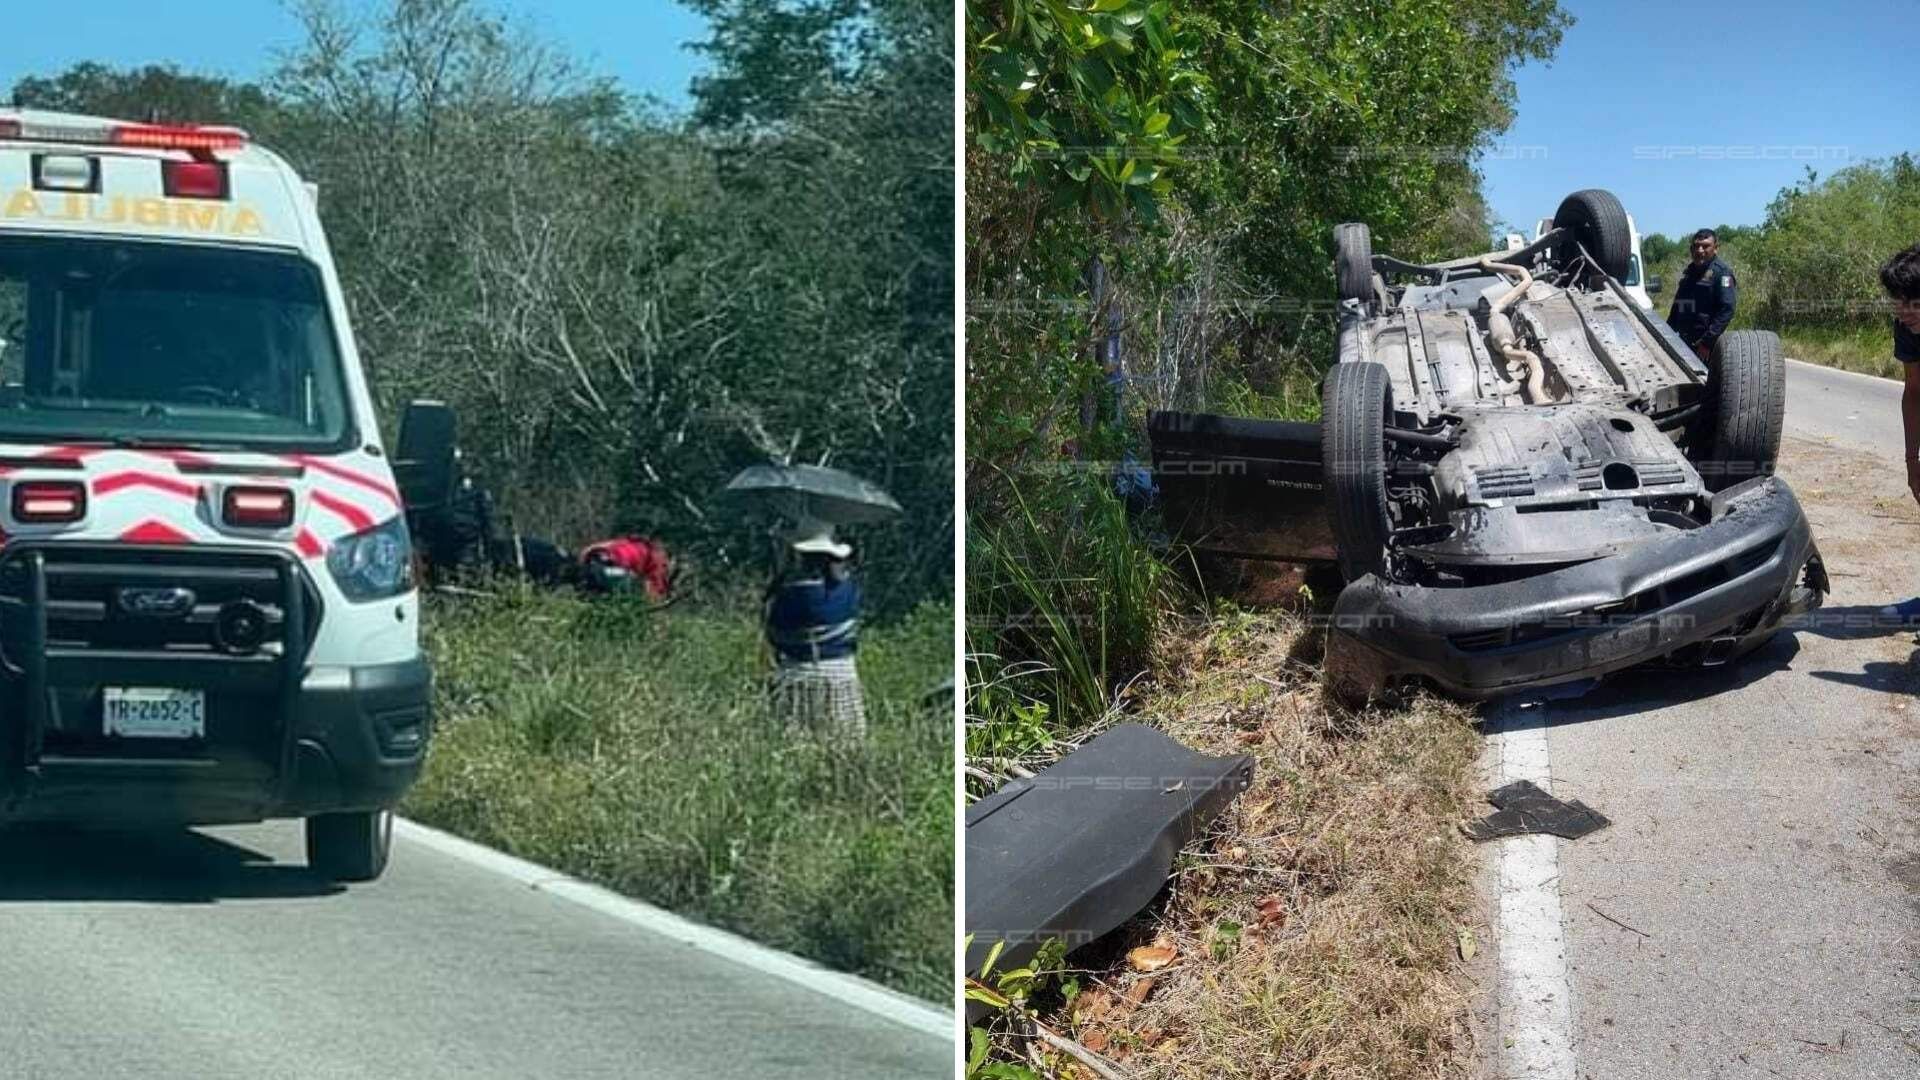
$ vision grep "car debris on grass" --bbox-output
[967,605,1486,1079]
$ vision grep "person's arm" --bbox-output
[1903,360,1920,506]
[1703,268,1737,345]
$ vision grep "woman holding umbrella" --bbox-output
[764,522,866,744]
[722,460,899,744]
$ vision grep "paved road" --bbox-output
[1783,359,1908,455]
[1480,359,1920,1079]
[0,819,951,1079]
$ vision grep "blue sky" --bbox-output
[0,0,710,109]
[1481,0,1918,241]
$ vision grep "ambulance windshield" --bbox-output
[0,234,351,450]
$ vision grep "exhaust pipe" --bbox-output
[1479,257,1553,404]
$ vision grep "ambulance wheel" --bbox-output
[1334,222,1374,306]
[1701,330,1785,492]
[307,809,393,882]
[1321,361,1394,581]
[1551,188,1632,281]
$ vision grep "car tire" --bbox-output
[1703,329,1786,491]
[1334,222,1373,306]
[1551,188,1632,281]
[307,809,393,882]
[1321,361,1393,581]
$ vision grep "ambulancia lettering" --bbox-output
[0,189,264,236]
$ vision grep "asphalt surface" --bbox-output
[0,819,951,1079]
[1480,359,1920,1077]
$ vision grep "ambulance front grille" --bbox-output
[0,544,321,660]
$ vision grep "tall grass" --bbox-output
[1779,325,1902,380]
[967,470,1181,756]
[404,586,954,1001]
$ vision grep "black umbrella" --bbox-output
[721,463,904,525]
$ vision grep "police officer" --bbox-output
[1666,228,1738,361]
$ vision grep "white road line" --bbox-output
[393,817,956,1042]
[1785,357,1897,387]
[1488,706,1576,1080]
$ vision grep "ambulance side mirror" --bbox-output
[394,400,459,519]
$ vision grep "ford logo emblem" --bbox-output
[115,586,197,618]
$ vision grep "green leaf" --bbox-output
[1143,111,1170,134]
[1210,919,1243,960]
[978,938,1006,979]
[965,984,1011,1010]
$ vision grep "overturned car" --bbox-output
[1151,188,1826,703]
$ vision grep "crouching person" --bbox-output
[765,528,866,744]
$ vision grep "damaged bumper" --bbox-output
[1327,476,1825,701]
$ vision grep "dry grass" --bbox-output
[1006,605,1484,1080]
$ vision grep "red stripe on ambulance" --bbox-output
[119,519,192,544]
[287,455,400,508]
[93,471,202,499]
[309,489,374,532]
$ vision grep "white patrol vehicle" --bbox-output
[1536,210,1656,310]
[0,109,428,880]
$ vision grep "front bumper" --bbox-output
[1326,476,1824,702]
[0,657,431,827]
[0,541,431,826]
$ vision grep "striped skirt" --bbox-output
[769,655,867,744]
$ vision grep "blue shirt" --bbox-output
[1666,257,1738,346]
[766,575,861,661]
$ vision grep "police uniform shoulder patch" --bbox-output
[1721,275,1732,287]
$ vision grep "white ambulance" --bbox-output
[0,109,427,880]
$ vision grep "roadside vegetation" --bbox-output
[11,0,954,998]
[411,586,953,1001]
[970,606,1484,1078]
[966,0,1568,1073]
[1640,154,1920,379]
[12,0,953,607]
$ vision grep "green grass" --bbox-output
[967,472,1181,741]
[1777,325,1902,380]
[403,585,954,1002]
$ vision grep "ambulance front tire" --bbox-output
[306,808,393,882]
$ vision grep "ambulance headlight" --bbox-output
[326,516,414,601]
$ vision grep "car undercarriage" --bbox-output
[1150,188,1827,703]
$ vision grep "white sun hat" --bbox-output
[788,521,852,560]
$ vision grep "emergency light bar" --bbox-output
[0,117,248,153]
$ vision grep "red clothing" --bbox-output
[581,536,671,597]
